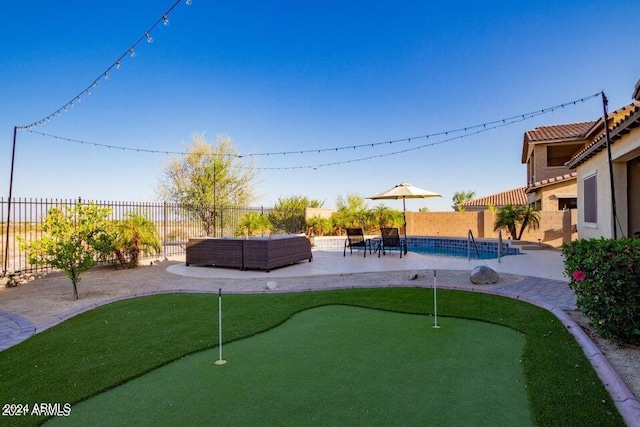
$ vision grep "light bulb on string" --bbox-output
[104,71,109,80]
[145,33,153,43]
[162,15,169,25]
[116,60,121,69]
[86,88,92,96]
[129,48,136,58]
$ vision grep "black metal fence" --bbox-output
[1,198,274,275]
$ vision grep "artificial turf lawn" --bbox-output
[0,288,625,426]
[45,306,532,426]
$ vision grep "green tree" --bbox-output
[452,190,476,212]
[493,204,541,240]
[236,211,272,238]
[269,196,324,234]
[19,202,113,300]
[111,213,162,269]
[158,134,257,235]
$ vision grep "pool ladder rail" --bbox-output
[467,229,503,262]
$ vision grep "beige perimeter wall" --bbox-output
[308,208,578,248]
[406,210,577,247]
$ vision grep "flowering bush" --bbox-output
[562,238,640,344]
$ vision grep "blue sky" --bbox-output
[1,0,639,211]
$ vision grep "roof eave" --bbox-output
[567,106,640,169]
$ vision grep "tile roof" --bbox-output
[526,172,577,193]
[462,186,527,208]
[522,121,596,163]
[524,121,597,143]
[567,101,640,168]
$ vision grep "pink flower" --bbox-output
[572,270,586,282]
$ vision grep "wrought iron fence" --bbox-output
[1,198,274,275]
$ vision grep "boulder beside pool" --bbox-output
[470,266,499,284]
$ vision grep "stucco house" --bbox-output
[521,121,598,210]
[566,87,640,239]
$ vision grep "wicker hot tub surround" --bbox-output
[186,235,312,272]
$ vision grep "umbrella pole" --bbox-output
[402,196,408,254]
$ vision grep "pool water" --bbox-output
[406,237,520,259]
[408,245,501,259]
[313,236,520,259]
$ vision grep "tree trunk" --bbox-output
[70,264,79,300]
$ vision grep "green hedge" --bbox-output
[562,238,640,344]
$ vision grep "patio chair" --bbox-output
[379,227,405,258]
[344,228,373,257]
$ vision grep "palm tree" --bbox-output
[371,204,404,230]
[494,204,541,240]
[112,213,161,269]
[452,190,476,211]
[236,211,272,238]
[494,204,520,239]
[517,205,541,240]
[305,216,331,237]
[331,194,370,234]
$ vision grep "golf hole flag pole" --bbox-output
[432,270,440,329]
[215,288,227,365]
[368,183,441,254]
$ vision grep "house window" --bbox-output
[547,144,583,167]
[584,175,597,223]
[558,198,577,210]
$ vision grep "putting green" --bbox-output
[46,305,532,426]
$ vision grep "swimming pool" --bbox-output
[314,236,520,259]
[406,237,520,259]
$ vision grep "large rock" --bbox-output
[470,266,499,284]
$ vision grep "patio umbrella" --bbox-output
[368,183,442,253]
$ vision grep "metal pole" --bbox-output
[215,288,227,365]
[602,92,618,239]
[3,127,18,275]
[402,196,408,254]
[432,270,440,328]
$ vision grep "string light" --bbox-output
[24,93,599,170]
[15,0,189,131]
[249,93,601,157]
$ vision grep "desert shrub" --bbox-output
[562,238,640,344]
